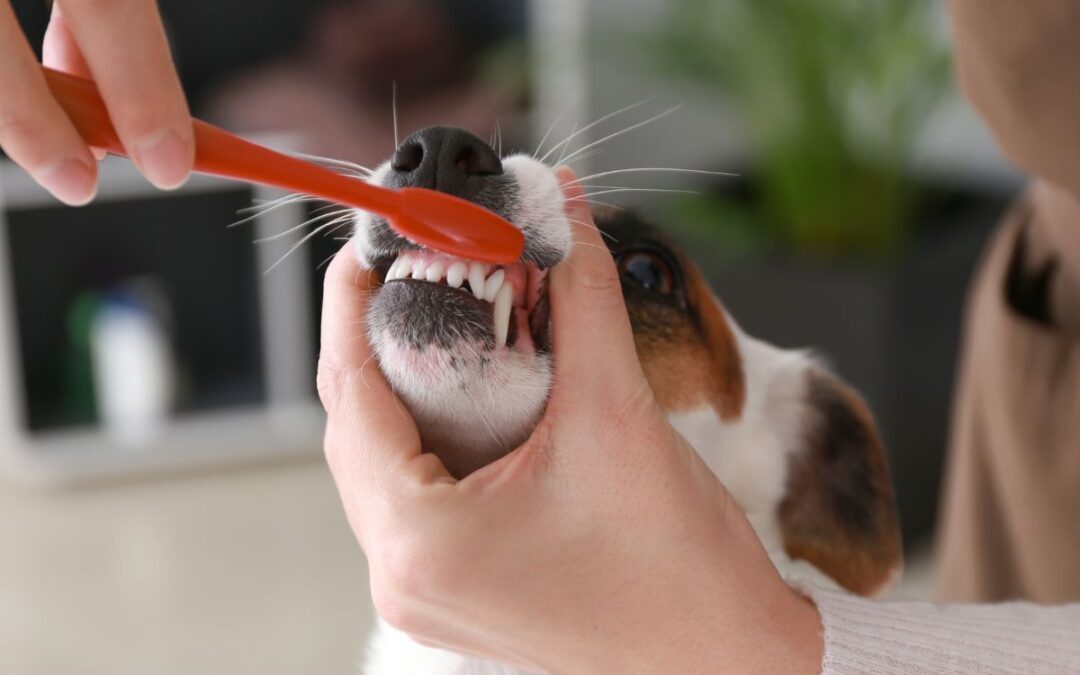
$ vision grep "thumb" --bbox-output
[318,246,429,492]
[548,166,648,404]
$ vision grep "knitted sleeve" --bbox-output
[803,585,1080,674]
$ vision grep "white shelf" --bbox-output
[0,403,325,486]
[0,141,320,486]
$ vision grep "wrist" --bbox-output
[549,551,823,675]
[780,584,825,674]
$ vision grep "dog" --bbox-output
[350,126,901,674]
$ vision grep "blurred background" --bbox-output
[1,0,1023,672]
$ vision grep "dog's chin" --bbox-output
[368,279,554,477]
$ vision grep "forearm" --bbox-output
[802,584,1080,674]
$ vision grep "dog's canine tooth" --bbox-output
[425,262,444,283]
[493,283,513,347]
[468,263,487,300]
[482,269,505,302]
[447,261,467,288]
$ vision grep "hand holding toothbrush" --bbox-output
[0,2,523,262]
[0,0,193,204]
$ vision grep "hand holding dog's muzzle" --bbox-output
[317,168,823,674]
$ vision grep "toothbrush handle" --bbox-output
[40,66,525,263]
[40,66,402,217]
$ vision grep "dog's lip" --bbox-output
[375,247,549,353]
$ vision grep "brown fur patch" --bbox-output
[635,260,745,420]
[778,369,902,596]
[594,207,746,421]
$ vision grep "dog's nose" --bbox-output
[388,126,503,197]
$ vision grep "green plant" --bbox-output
[643,0,951,258]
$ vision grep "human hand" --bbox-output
[0,0,193,205]
[318,168,823,674]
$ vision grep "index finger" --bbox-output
[57,0,194,189]
[318,246,424,484]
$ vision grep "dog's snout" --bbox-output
[388,126,502,196]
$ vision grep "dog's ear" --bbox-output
[778,367,902,597]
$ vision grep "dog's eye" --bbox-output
[618,250,674,295]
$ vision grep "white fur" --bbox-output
[667,315,811,555]
[499,155,573,260]
[667,315,843,593]
[352,160,393,267]
[369,335,553,467]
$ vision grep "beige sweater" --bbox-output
[796,4,1080,672]
[806,585,1080,674]
[936,0,1080,602]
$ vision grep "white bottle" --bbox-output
[89,298,175,446]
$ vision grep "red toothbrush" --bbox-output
[40,66,524,264]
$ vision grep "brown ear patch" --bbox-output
[778,368,902,596]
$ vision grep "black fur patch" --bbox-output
[803,374,881,538]
[369,280,495,351]
[777,368,901,595]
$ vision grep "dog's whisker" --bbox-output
[571,187,700,200]
[555,122,578,165]
[575,198,621,211]
[563,195,623,211]
[559,148,603,168]
[254,208,351,244]
[559,105,684,166]
[570,167,736,184]
[461,386,510,451]
[243,192,308,211]
[569,239,611,252]
[569,225,618,245]
[567,217,618,243]
[534,100,576,158]
[356,352,380,392]
[317,249,342,270]
[231,193,316,227]
[392,80,400,149]
[292,151,373,176]
[571,183,670,190]
[539,97,655,165]
[262,215,353,274]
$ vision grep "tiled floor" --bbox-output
[1,460,939,674]
[1,461,373,675]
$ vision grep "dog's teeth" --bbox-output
[493,283,513,347]
[446,262,467,288]
[386,256,406,281]
[468,263,487,300]
[483,269,505,302]
[425,262,444,283]
[411,260,426,280]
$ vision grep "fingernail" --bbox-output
[132,130,192,190]
[39,157,97,206]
